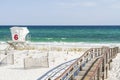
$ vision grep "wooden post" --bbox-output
[108,62,111,70]
[105,67,108,79]
[97,68,100,80]
[102,74,104,80]
[24,58,26,69]
[12,54,14,64]
[80,65,82,71]
[71,75,74,80]
[102,59,104,80]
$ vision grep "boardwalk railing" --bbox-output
[86,47,119,80]
[37,58,78,80]
[54,46,119,80]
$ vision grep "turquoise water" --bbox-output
[0,26,120,43]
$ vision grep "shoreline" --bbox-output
[1,41,120,45]
[0,41,119,51]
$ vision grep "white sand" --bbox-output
[0,42,88,80]
[0,52,83,80]
[0,42,119,80]
[108,53,120,80]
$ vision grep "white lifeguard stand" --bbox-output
[7,27,30,50]
[10,27,29,42]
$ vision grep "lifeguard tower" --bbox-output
[7,27,29,50]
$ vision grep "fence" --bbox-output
[0,54,14,66]
[24,52,49,69]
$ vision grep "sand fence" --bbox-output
[24,51,49,69]
[0,54,14,66]
[0,50,49,69]
[0,42,88,69]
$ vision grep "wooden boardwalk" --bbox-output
[54,46,119,80]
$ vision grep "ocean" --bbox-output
[0,25,120,43]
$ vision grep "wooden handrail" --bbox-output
[55,47,118,80]
[55,48,94,80]
[86,47,118,80]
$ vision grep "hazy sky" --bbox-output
[0,0,120,25]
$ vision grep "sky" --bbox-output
[0,0,120,25]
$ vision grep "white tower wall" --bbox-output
[10,27,29,42]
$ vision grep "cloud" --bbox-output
[110,3,120,9]
[102,0,120,9]
[58,1,97,8]
[80,2,97,7]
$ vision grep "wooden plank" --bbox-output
[78,71,86,76]
[86,71,94,76]
[82,66,89,71]
[83,76,91,80]
[74,76,83,80]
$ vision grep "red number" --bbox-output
[14,34,18,40]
